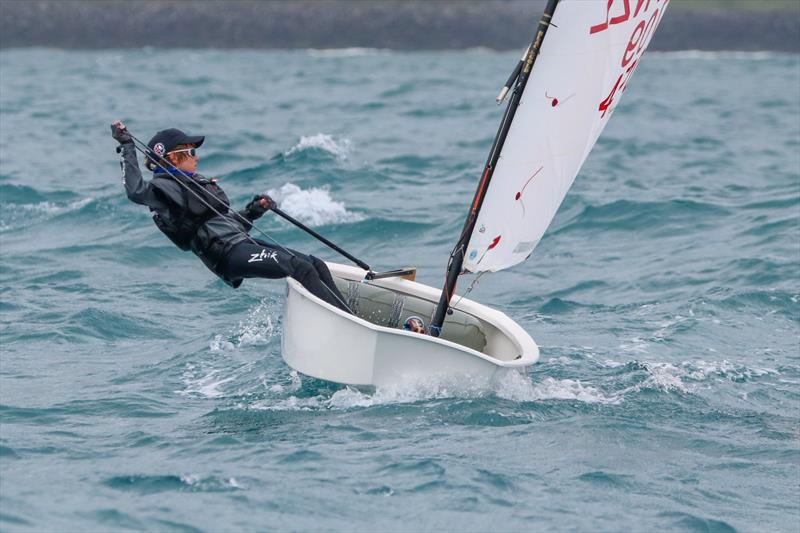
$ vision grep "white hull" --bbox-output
[281,263,539,387]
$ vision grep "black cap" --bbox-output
[146,128,205,163]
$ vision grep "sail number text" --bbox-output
[592,0,670,118]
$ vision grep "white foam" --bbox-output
[285,133,351,159]
[266,371,303,394]
[178,298,281,398]
[208,297,278,352]
[22,197,93,214]
[287,370,302,391]
[328,374,492,408]
[267,182,364,226]
[606,359,780,398]
[248,369,616,411]
[235,300,276,346]
[0,197,94,231]
[683,359,777,381]
[178,367,235,398]
[180,474,199,485]
[179,474,244,490]
[547,356,575,365]
[209,334,236,352]
[639,362,689,393]
[493,370,617,404]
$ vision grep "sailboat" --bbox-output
[281,0,670,387]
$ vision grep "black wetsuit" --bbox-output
[116,142,349,311]
[223,239,344,306]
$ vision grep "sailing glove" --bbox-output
[244,194,275,220]
[110,121,133,145]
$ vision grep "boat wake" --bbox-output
[178,297,280,398]
[234,369,618,411]
[176,295,791,412]
[180,353,790,412]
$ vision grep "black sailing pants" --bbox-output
[220,240,350,313]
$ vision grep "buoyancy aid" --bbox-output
[150,173,230,252]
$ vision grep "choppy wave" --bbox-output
[284,133,352,160]
[104,474,243,494]
[267,182,365,226]
[555,198,730,234]
[0,197,94,232]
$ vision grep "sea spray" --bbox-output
[267,182,364,226]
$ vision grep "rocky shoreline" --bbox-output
[1,1,798,52]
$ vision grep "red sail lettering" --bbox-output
[639,8,662,55]
[596,0,668,116]
[610,0,631,25]
[622,20,646,67]
[590,0,614,34]
[591,0,632,34]
[598,73,623,118]
[619,58,639,94]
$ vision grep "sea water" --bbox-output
[0,48,798,531]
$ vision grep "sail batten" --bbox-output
[463,0,670,273]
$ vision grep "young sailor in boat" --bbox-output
[403,316,428,335]
[110,120,350,312]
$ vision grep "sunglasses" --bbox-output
[169,147,198,157]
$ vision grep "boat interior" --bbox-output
[332,277,498,356]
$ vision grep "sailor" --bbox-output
[403,316,427,335]
[110,120,350,312]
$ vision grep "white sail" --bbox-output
[463,0,669,272]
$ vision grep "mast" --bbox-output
[430,0,560,337]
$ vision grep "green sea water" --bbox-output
[0,48,798,531]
